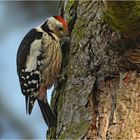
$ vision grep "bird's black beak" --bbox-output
[60,36,70,46]
[62,36,70,43]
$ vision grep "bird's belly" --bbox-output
[41,43,62,88]
[43,58,61,88]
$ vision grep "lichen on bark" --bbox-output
[47,1,140,139]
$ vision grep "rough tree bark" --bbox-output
[47,1,140,139]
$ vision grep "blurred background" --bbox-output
[0,1,60,139]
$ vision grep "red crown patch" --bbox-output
[54,16,68,30]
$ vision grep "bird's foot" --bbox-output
[56,73,66,83]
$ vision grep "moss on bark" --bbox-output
[47,1,140,139]
[103,1,140,37]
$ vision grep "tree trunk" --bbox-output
[47,1,140,139]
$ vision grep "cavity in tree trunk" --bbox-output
[47,1,140,139]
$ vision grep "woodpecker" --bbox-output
[16,16,69,127]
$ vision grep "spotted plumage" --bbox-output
[17,16,69,127]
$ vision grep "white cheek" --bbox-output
[25,39,42,72]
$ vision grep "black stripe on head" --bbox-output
[41,20,53,33]
[41,21,55,40]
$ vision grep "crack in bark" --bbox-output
[68,1,78,35]
[48,1,140,139]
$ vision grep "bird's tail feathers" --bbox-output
[37,99,56,127]
[25,95,36,115]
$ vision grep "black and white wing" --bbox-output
[17,28,43,114]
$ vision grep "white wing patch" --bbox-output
[25,39,42,72]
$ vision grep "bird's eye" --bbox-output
[58,26,63,31]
